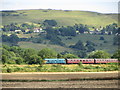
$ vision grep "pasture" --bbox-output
[1,71,119,88]
[1,9,117,27]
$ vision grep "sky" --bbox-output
[0,0,119,13]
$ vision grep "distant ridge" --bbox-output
[1,9,117,27]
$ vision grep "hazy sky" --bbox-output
[0,0,119,13]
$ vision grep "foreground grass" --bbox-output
[2,63,119,73]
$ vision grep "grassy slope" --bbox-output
[18,41,74,53]
[18,34,117,54]
[2,9,117,27]
[60,34,117,54]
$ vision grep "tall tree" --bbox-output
[88,50,110,58]
[38,48,57,59]
[69,40,86,50]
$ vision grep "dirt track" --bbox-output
[1,71,119,88]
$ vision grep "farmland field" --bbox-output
[1,71,119,88]
[2,80,119,88]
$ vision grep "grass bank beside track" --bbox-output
[2,63,119,73]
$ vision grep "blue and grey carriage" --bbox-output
[44,58,66,64]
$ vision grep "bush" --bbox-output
[88,50,110,58]
[104,41,108,43]
[78,62,83,67]
[14,67,23,72]
[7,68,13,73]
[99,36,105,40]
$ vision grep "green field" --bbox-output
[18,41,73,53]
[2,9,117,27]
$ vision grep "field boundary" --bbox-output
[1,71,118,74]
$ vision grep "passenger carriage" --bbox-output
[95,59,118,64]
[66,59,94,64]
[44,58,66,64]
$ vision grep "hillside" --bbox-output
[1,9,117,27]
[17,34,117,54]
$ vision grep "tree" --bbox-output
[2,55,8,64]
[101,28,106,35]
[43,20,57,26]
[74,51,87,58]
[113,36,120,45]
[45,27,65,46]
[2,34,20,44]
[57,53,63,58]
[28,55,43,64]
[105,23,118,34]
[66,26,76,36]
[88,50,110,58]
[111,50,120,59]
[86,41,96,46]
[23,48,37,63]
[38,48,57,59]
[15,57,24,65]
[64,53,78,59]
[86,45,95,52]
[69,40,86,50]
[99,36,105,40]
[74,24,89,34]
[59,26,76,36]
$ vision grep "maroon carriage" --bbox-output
[95,59,118,64]
[66,59,94,64]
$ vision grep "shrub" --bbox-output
[99,36,105,40]
[7,68,13,73]
[78,62,83,67]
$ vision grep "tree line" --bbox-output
[2,45,119,65]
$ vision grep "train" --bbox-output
[44,58,118,64]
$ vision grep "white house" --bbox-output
[15,30,22,32]
[33,28,43,33]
